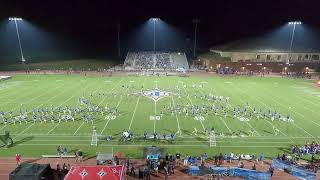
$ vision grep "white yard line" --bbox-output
[168,80,182,135]
[128,78,146,131]
[256,87,315,138]
[218,86,263,136]
[97,78,124,106]
[14,91,75,138]
[13,123,34,140]
[128,96,141,131]
[154,101,156,133]
[100,89,126,135]
[73,122,85,135]
[49,77,108,135]
[218,116,232,134]
[265,91,320,128]
[47,123,60,135]
[186,95,206,131]
[10,82,67,112]
[226,83,292,140]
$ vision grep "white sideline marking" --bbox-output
[10,133,314,139]
[14,143,291,148]
[19,139,293,144]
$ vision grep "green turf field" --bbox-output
[0,74,319,159]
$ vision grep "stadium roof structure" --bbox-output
[211,37,320,53]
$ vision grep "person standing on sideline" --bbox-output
[269,165,274,177]
[260,153,265,165]
[15,154,21,166]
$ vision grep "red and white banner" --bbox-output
[64,165,125,180]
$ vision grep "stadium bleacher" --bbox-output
[124,51,189,70]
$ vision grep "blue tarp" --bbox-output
[189,166,271,179]
[188,166,200,176]
[272,158,316,180]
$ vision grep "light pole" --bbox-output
[9,17,26,64]
[117,23,121,57]
[287,21,301,64]
[192,18,200,58]
[151,18,159,52]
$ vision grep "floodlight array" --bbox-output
[9,17,23,21]
[288,21,301,25]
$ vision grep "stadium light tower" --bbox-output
[151,18,160,52]
[287,21,302,64]
[192,18,200,58]
[9,17,26,63]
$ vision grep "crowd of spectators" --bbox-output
[134,52,155,69]
[216,67,236,75]
[124,52,188,70]
[155,53,171,69]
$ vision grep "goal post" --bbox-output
[91,127,98,146]
[209,130,216,147]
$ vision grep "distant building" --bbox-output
[210,49,320,63]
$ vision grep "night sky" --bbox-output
[0,0,320,64]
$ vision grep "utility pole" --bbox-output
[117,23,121,57]
[192,18,200,58]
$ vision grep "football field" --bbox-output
[0,74,319,159]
